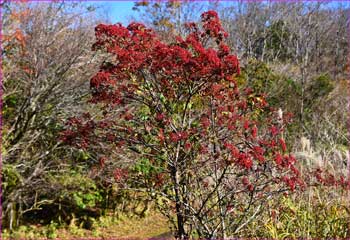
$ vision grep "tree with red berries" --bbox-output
[62,11,305,238]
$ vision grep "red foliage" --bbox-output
[279,138,287,152]
[313,168,350,190]
[61,11,348,203]
[200,116,211,129]
[156,112,165,122]
[201,10,228,39]
[274,152,283,166]
[99,156,106,168]
[113,168,128,182]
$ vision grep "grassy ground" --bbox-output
[3,188,349,239]
[2,212,172,240]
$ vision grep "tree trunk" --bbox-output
[171,165,186,239]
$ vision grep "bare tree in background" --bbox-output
[220,2,349,139]
[131,0,207,40]
[1,2,102,229]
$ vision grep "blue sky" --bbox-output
[105,1,136,24]
[94,1,228,24]
[88,1,136,24]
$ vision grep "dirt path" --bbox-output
[102,213,172,239]
[54,212,172,239]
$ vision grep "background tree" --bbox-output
[131,0,213,41]
[220,2,349,151]
[1,2,103,229]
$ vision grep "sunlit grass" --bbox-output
[2,212,171,240]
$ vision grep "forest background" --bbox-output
[1,1,350,238]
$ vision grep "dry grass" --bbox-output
[2,212,172,240]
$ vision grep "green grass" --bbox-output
[3,187,349,239]
[2,212,171,240]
